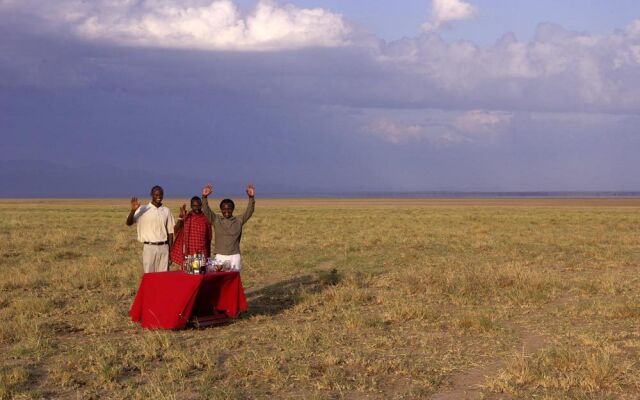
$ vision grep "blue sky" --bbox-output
[2,0,640,196]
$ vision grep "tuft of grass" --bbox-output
[487,344,635,398]
[0,365,31,399]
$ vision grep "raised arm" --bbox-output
[201,183,217,223]
[126,197,140,226]
[240,184,255,224]
[174,204,187,231]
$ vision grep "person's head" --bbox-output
[219,199,235,218]
[150,185,164,206]
[190,196,202,214]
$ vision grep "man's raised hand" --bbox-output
[202,183,213,198]
[246,184,255,198]
[130,197,140,211]
[179,204,187,218]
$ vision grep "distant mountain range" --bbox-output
[2,160,639,198]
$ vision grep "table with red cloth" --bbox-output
[129,271,248,329]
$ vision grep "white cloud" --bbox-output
[423,0,477,32]
[367,118,429,144]
[377,21,640,112]
[366,110,510,145]
[453,110,512,134]
[4,1,640,117]
[0,0,351,51]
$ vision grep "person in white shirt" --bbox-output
[126,185,175,273]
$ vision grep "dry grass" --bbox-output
[0,198,639,399]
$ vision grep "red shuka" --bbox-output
[170,212,212,265]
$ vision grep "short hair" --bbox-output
[220,199,235,209]
[190,196,202,204]
[150,185,164,195]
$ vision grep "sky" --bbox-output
[2,0,640,196]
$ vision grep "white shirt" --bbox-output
[133,203,175,243]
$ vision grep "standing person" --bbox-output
[170,196,212,267]
[126,185,175,273]
[201,183,255,272]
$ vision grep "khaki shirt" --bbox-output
[133,203,175,243]
[202,197,255,255]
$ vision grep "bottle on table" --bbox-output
[182,255,188,272]
[199,253,207,274]
[190,254,199,274]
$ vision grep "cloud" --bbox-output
[453,110,512,134]
[5,4,640,116]
[4,1,640,116]
[372,21,640,114]
[366,110,511,145]
[423,0,477,32]
[0,0,351,51]
[4,1,640,191]
[367,118,430,144]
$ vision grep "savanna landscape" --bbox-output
[1,198,639,399]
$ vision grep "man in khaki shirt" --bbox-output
[126,185,175,273]
[201,183,255,272]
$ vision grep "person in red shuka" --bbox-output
[170,196,212,268]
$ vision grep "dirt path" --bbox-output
[430,322,548,400]
[427,261,639,400]
[428,294,577,400]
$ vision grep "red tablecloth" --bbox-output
[129,271,247,329]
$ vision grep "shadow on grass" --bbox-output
[244,268,340,317]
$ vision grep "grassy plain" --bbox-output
[0,198,639,399]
